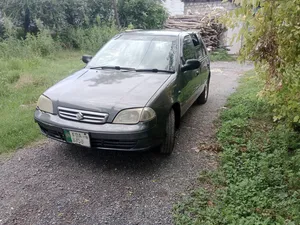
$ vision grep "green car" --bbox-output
[35,30,210,154]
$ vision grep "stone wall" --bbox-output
[184,1,236,15]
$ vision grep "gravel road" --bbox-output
[0,62,253,225]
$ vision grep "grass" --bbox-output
[173,71,300,224]
[0,51,84,153]
[209,49,236,62]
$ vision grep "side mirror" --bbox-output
[82,55,93,64]
[181,59,201,72]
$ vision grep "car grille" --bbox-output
[91,138,137,149]
[58,107,108,124]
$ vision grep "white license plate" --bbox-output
[64,130,91,147]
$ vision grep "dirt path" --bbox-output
[0,62,253,225]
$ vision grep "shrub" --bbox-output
[0,0,113,37]
[62,25,119,53]
[209,49,236,62]
[118,0,168,29]
[225,0,300,126]
[25,30,61,56]
[0,30,60,59]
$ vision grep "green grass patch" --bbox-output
[209,49,236,62]
[173,71,300,224]
[0,51,84,153]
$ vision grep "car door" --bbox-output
[190,33,210,97]
[197,35,210,94]
[178,35,200,115]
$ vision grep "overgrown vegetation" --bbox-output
[0,0,167,50]
[118,0,167,29]
[173,71,300,224]
[225,0,300,126]
[0,51,83,153]
[0,0,167,56]
[209,49,235,62]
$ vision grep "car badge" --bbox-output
[76,112,84,121]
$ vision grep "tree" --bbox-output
[0,11,4,38]
[112,0,121,28]
[0,0,114,35]
[226,0,300,125]
[118,0,168,29]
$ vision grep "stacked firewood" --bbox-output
[164,11,227,50]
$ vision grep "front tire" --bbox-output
[160,109,176,154]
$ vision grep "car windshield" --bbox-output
[87,34,178,72]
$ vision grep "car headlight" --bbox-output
[113,107,156,124]
[37,95,53,114]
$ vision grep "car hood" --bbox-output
[44,69,171,121]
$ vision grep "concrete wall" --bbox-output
[224,23,243,54]
[163,0,184,16]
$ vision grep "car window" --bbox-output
[190,33,207,59]
[88,35,178,72]
[190,34,200,46]
[182,35,196,62]
[198,36,207,58]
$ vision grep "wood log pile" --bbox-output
[164,11,227,50]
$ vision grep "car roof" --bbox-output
[121,30,189,37]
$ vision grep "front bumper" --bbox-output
[34,110,163,151]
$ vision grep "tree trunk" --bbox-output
[112,0,121,28]
[24,7,31,37]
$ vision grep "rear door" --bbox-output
[178,35,201,114]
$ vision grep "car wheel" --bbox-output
[160,109,176,154]
[197,75,210,105]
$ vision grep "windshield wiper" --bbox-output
[135,69,175,74]
[90,66,175,74]
[90,66,136,71]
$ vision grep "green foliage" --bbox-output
[0,0,113,33]
[209,49,236,62]
[0,0,167,51]
[0,30,61,58]
[118,0,168,29]
[224,0,300,126]
[0,0,167,36]
[62,24,119,53]
[173,71,300,224]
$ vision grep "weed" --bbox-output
[173,71,300,224]
[0,30,61,59]
[209,49,236,62]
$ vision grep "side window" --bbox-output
[198,36,207,58]
[183,35,196,62]
[191,34,200,46]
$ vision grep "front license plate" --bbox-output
[64,130,91,148]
